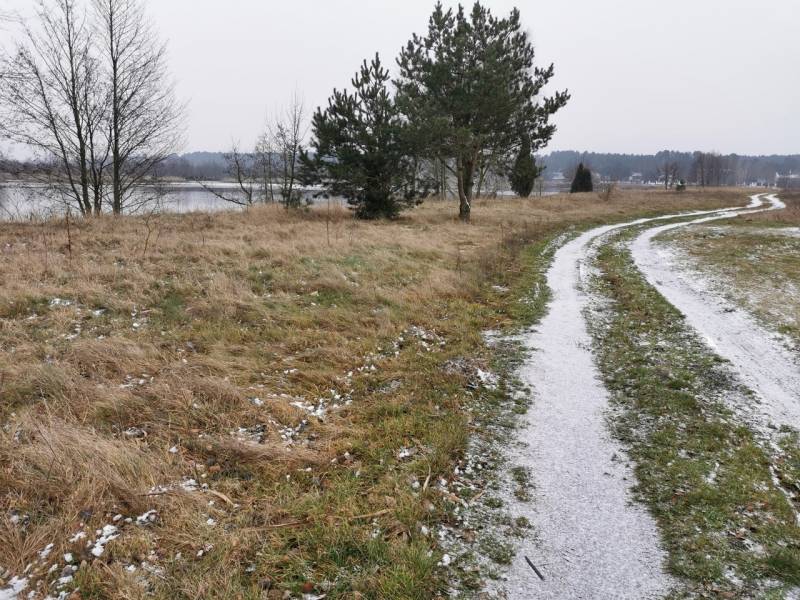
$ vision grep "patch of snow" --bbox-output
[136,510,158,526]
[123,427,146,438]
[397,447,415,460]
[475,368,498,390]
[290,399,327,419]
[38,544,54,561]
[0,576,28,600]
[492,202,751,598]
[632,195,800,437]
[89,524,119,557]
[67,531,86,543]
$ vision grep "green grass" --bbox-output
[588,228,800,597]
[1,193,755,600]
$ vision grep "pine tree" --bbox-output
[570,163,593,193]
[509,136,539,197]
[301,54,426,219]
[396,2,569,221]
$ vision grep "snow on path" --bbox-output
[497,204,756,599]
[631,193,800,434]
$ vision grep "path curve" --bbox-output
[499,203,761,599]
[630,193,800,433]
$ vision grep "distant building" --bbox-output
[777,172,800,189]
[629,172,644,184]
[550,171,566,182]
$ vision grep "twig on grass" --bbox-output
[524,555,546,581]
[348,509,392,521]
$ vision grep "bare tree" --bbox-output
[706,152,723,186]
[255,126,276,203]
[0,0,108,216]
[92,0,184,214]
[268,94,307,209]
[225,144,257,205]
[659,160,680,189]
[691,151,707,188]
[198,142,258,207]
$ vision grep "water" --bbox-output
[0,181,559,221]
[0,182,333,221]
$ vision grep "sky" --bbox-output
[1,0,798,156]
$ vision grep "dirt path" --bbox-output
[498,195,791,599]
[498,207,750,599]
[630,193,800,434]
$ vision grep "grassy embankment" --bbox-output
[658,191,800,347]
[0,190,738,599]
[588,205,800,598]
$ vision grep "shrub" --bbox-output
[570,163,593,193]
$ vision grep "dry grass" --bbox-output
[0,188,746,598]
[739,191,800,226]
[662,190,800,346]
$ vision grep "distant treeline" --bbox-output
[6,150,798,190]
[541,151,800,185]
[0,152,228,182]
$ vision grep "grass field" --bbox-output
[0,189,746,599]
[589,222,800,598]
[658,192,800,348]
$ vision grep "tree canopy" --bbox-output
[509,136,539,197]
[302,54,426,219]
[570,163,593,193]
[395,2,569,221]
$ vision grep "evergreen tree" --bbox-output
[570,163,593,193]
[396,2,569,222]
[509,136,539,197]
[301,54,426,219]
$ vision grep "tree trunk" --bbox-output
[109,5,122,216]
[440,159,447,200]
[93,189,103,216]
[476,164,486,200]
[112,70,122,214]
[68,101,91,215]
[457,156,474,222]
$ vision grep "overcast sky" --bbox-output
[1,0,798,155]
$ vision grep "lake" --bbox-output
[0,182,338,221]
[0,181,559,221]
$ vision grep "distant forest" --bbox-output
[540,151,800,185]
[4,149,799,188]
[133,150,800,186]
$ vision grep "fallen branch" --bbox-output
[524,555,545,581]
[206,489,235,506]
[263,519,308,529]
[469,489,486,504]
[348,509,392,521]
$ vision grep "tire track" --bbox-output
[498,202,764,599]
[630,194,800,434]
